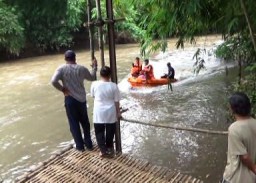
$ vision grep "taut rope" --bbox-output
[121,118,228,135]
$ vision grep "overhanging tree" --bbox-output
[0,0,25,55]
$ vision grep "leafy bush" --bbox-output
[215,34,256,63]
[216,35,256,116]
[22,0,86,51]
[91,0,145,46]
[234,63,256,115]
[1,0,86,54]
[0,0,25,55]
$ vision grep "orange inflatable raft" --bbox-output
[128,77,177,87]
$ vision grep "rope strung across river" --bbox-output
[121,118,228,135]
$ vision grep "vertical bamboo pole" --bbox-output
[96,0,105,67]
[87,0,95,60]
[106,0,122,154]
[240,0,256,53]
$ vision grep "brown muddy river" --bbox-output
[0,36,235,182]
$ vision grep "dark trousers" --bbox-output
[94,123,116,154]
[65,96,92,150]
[161,74,174,79]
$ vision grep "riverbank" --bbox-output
[0,34,220,62]
[0,30,137,62]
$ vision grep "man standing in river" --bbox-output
[51,50,97,152]
[222,92,256,183]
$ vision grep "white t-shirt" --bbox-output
[223,118,256,183]
[90,81,121,124]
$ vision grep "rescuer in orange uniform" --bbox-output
[130,57,142,77]
[142,59,155,80]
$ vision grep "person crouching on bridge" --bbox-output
[130,57,142,77]
[90,66,121,157]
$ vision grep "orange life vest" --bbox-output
[133,61,142,72]
[143,64,155,79]
[131,67,139,77]
[131,61,142,77]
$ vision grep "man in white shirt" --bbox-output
[222,92,256,183]
[51,50,97,152]
[91,66,121,157]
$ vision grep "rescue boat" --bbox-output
[128,77,177,87]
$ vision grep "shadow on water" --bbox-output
[0,37,236,182]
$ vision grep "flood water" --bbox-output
[0,36,235,182]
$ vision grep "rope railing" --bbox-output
[121,117,228,135]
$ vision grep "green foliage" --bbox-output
[20,0,85,51]
[91,0,145,45]
[0,0,24,55]
[67,0,86,30]
[1,0,86,54]
[215,41,233,61]
[126,0,222,56]
[1,0,256,67]
[214,1,256,113]
[114,2,146,42]
[215,34,256,64]
[234,70,256,115]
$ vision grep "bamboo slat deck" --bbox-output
[16,145,203,183]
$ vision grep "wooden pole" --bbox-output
[106,0,122,154]
[240,0,256,53]
[96,0,105,67]
[87,0,95,60]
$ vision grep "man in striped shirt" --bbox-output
[51,50,97,152]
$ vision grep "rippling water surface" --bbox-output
[0,36,235,182]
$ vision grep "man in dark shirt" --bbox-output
[161,62,175,79]
[167,62,175,79]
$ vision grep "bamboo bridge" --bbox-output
[14,115,230,183]
[16,145,203,183]
[14,115,229,183]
